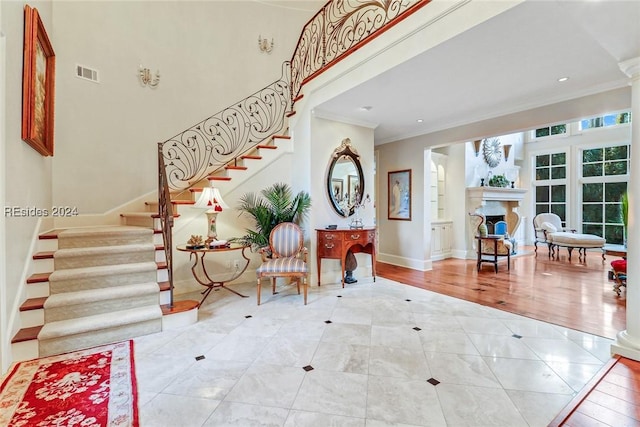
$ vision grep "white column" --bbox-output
[612,57,640,360]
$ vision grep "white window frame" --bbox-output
[576,141,630,241]
[532,149,570,227]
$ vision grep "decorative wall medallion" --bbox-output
[482,137,502,168]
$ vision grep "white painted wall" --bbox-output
[2,0,56,373]
[375,136,428,269]
[306,116,375,284]
[0,1,7,374]
[50,0,318,214]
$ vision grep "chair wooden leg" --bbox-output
[257,277,262,305]
[304,274,308,305]
[271,278,276,294]
[296,278,301,295]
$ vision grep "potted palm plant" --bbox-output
[233,182,311,250]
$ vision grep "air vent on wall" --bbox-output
[75,64,99,83]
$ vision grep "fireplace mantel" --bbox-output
[466,187,528,256]
[466,187,526,202]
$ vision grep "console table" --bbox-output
[316,227,376,287]
[177,243,250,306]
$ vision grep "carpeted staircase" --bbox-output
[35,226,163,357]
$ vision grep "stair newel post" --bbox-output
[158,142,175,309]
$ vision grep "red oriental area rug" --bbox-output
[0,341,138,426]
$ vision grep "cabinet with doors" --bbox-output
[431,220,452,260]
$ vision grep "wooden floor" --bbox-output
[376,246,626,339]
[376,246,637,427]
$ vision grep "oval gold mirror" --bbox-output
[327,138,364,217]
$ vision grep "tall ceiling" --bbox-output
[312,0,640,145]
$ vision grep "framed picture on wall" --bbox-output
[22,5,56,156]
[348,174,360,204]
[388,169,411,221]
[331,178,344,201]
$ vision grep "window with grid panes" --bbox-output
[534,152,567,226]
[534,124,567,139]
[581,145,629,244]
[580,112,631,131]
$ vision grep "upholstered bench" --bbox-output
[549,232,606,260]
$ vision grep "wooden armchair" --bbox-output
[470,213,512,272]
[256,222,309,305]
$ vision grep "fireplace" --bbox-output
[466,186,527,259]
[485,215,505,234]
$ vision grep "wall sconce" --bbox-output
[472,140,482,157]
[503,144,512,162]
[258,35,274,53]
[139,66,160,87]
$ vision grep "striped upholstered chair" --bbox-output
[256,222,309,305]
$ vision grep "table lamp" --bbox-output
[194,186,229,245]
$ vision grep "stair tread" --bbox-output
[120,212,181,219]
[20,297,47,311]
[33,251,55,260]
[272,135,291,140]
[12,325,43,343]
[257,144,278,149]
[21,282,162,312]
[208,176,232,181]
[59,226,152,238]
[161,300,199,315]
[145,200,194,206]
[39,230,63,240]
[225,166,248,170]
[27,272,52,284]
[46,282,160,306]
[38,305,163,340]
[241,155,262,160]
[49,261,158,281]
[158,281,171,291]
[55,243,155,257]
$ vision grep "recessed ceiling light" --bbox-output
[416,119,423,123]
[557,77,569,82]
[360,106,372,111]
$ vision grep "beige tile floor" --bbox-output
[134,277,614,426]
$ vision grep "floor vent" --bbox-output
[76,65,99,83]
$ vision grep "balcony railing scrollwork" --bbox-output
[290,0,429,102]
[161,62,291,190]
[291,0,431,102]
